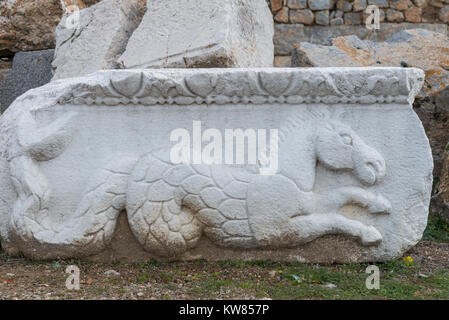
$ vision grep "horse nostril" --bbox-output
[366,160,385,178]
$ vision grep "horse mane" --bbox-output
[278,106,346,144]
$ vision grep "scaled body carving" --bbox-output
[0,68,433,262]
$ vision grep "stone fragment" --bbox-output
[432,142,449,223]
[439,5,449,22]
[335,10,344,18]
[274,23,448,56]
[386,9,405,21]
[287,0,308,9]
[290,9,316,24]
[352,0,367,11]
[0,69,12,113]
[119,0,274,69]
[290,29,449,99]
[0,67,431,262]
[271,0,285,11]
[414,0,428,7]
[275,7,290,23]
[430,0,445,8]
[405,7,422,22]
[337,0,353,11]
[274,56,292,67]
[330,17,345,24]
[52,0,147,80]
[368,0,389,7]
[390,0,412,10]
[344,12,363,24]
[315,10,330,25]
[414,88,449,182]
[308,0,335,10]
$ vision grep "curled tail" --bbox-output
[8,155,137,257]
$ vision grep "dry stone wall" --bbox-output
[270,0,449,25]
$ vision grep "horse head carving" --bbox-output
[314,120,386,186]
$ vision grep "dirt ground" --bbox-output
[0,240,448,300]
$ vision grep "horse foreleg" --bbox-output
[314,187,391,215]
[290,213,383,246]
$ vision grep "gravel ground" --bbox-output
[0,240,448,300]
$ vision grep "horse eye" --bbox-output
[340,133,353,145]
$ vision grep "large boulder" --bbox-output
[119,0,274,68]
[52,0,147,80]
[0,0,100,56]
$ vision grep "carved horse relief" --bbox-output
[0,68,430,261]
[1,106,391,258]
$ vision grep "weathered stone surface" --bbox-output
[274,55,292,67]
[337,0,353,12]
[440,5,449,22]
[316,10,331,25]
[308,0,335,10]
[353,0,367,11]
[0,50,54,112]
[274,23,448,56]
[271,0,285,11]
[405,7,422,22]
[414,90,449,178]
[0,0,101,56]
[290,9,316,24]
[288,0,308,9]
[368,0,389,7]
[0,68,432,262]
[331,17,345,24]
[387,9,405,22]
[11,50,54,102]
[290,29,449,99]
[432,142,449,222]
[430,0,445,8]
[52,0,147,80]
[0,69,12,113]
[390,0,412,10]
[119,0,274,69]
[275,7,290,23]
[414,0,427,7]
[344,12,363,24]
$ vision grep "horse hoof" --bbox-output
[360,226,383,246]
[368,194,392,215]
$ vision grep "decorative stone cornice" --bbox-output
[56,67,425,106]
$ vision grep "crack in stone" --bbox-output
[104,0,147,69]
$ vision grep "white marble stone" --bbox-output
[0,68,432,262]
[52,0,146,80]
[119,0,274,68]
